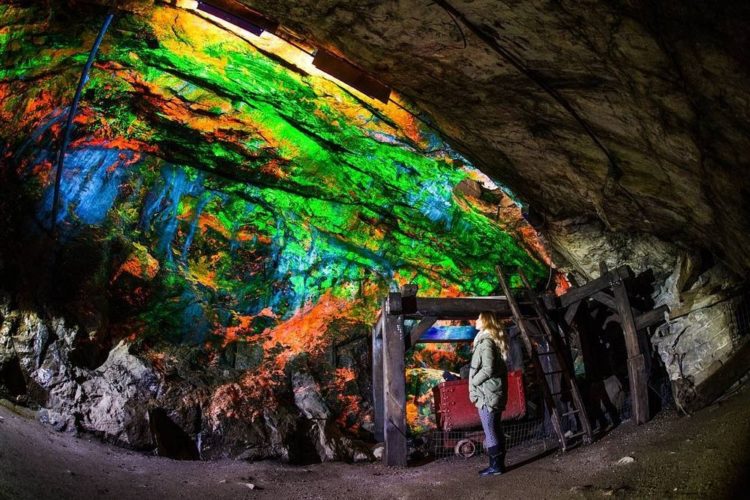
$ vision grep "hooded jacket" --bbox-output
[468,330,508,411]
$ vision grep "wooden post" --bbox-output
[612,279,650,424]
[408,316,437,348]
[372,304,385,442]
[383,292,407,466]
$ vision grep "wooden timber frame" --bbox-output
[372,264,668,466]
[372,285,528,466]
[557,262,669,425]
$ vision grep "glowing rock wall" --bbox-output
[0,2,546,453]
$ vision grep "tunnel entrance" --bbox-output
[0,357,27,400]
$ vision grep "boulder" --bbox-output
[77,341,159,447]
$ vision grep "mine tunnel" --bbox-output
[0,0,749,498]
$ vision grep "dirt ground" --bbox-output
[1,388,748,500]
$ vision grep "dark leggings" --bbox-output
[479,406,506,455]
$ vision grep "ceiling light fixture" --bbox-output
[312,49,391,103]
[191,2,391,104]
[195,1,277,37]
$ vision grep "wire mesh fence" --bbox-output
[427,417,548,459]
[423,395,634,459]
[731,290,750,338]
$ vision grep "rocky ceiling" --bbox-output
[240,0,750,277]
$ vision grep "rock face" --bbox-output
[0,293,158,447]
[0,2,552,459]
[235,0,750,399]
[0,295,374,461]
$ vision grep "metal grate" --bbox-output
[424,396,633,459]
[731,291,750,338]
[427,418,548,459]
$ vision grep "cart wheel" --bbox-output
[454,438,477,458]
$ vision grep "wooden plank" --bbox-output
[387,292,403,314]
[563,300,581,326]
[408,316,437,348]
[559,266,631,307]
[496,270,532,355]
[383,297,407,467]
[372,304,385,442]
[413,297,513,317]
[612,281,649,425]
[591,291,616,310]
[599,261,609,276]
[683,337,750,412]
[400,284,418,315]
[634,305,668,331]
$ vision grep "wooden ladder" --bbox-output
[497,267,593,451]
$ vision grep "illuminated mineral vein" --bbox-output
[0,3,546,428]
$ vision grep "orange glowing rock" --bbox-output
[112,243,160,282]
[261,291,351,357]
[222,307,277,346]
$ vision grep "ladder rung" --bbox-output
[565,431,586,440]
[549,389,571,397]
[543,370,565,375]
[562,409,581,417]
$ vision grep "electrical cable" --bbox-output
[50,9,115,234]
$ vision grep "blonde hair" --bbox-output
[476,312,509,359]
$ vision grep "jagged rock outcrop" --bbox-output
[0,295,374,461]
[0,293,158,446]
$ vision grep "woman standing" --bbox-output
[469,312,509,476]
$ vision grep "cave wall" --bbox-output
[0,1,548,459]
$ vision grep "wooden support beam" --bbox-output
[591,291,616,310]
[563,299,581,326]
[372,304,385,442]
[681,337,750,412]
[409,316,437,348]
[612,280,649,425]
[411,297,514,317]
[559,266,631,307]
[383,294,407,467]
[400,284,418,315]
[599,261,609,276]
[634,305,668,331]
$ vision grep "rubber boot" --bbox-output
[479,446,504,476]
[481,453,505,476]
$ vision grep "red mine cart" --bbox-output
[432,370,526,457]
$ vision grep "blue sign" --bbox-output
[419,325,478,343]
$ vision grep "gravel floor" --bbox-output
[1,387,748,500]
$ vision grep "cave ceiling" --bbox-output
[236,0,750,275]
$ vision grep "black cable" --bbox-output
[50,10,116,234]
